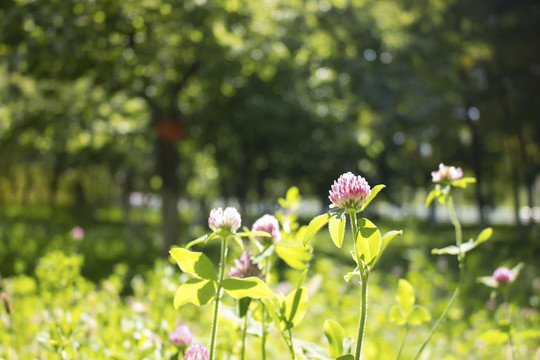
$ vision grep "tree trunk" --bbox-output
[466,112,488,229]
[155,131,180,254]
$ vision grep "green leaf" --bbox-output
[186,235,207,249]
[222,277,273,299]
[335,355,354,360]
[396,279,415,315]
[296,340,332,360]
[477,276,498,288]
[425,188,440,207]
[303,214,331,246]
[174,278,216,308]
[361,184,385,211]
[282,287,308,329]
[515,329,540,339]
[344,268,360,283]
[329,216,346,248]
[479,330,508,345]
[451,177,476,189]
[262,298,282,329]
[407,305,431,325]
[252,244,275,264]
[355,218,381,264]
[238,297,252,318]
[286,186,300,205]
[275,243,312,270]
[511,262,524,280]
[169,248,217,281]
[230,235,244,249]
[236,231,272,238]
[372,230,402,267]
[296,269,308,289]
[389,305,406,325]
[324,320,345,359]
[475,227,493,244]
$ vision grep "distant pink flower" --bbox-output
[169,322,194,348]
[208,207,241,233]
[184,343,209,360]
[493,267,514,285]
[329,172,371,211]
[252,214,281,245]
[70,226,84,241]
[229,251,263,279]
[431,163,463,183]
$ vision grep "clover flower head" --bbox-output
[208,207,241,233]
[229,251,263,279]
[431,163,463,183]
[169,322,194,348]
[70,226,84,241]
[184,344,209,360]
[328,172,371,211]
[252,214,281,245]
[493,267,514,285]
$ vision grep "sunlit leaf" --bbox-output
[451,177,476,189]
[174,278,215,308]
[282,287,308,329]
[344,268,360,283]
[361,184,385,211]
[477,276,498,288]
[389,305,406,325]
[396,279,415,315]
[169,247,217,280]
[329,216,346,248]
[479,330,508,344]
[372,230,402,267]
[186,235,207,249]
[335,355,354,360]
[475,227,493,244]
[275,243,312,270]
[303,214,331,246]
[425,188,440,207]
[355,218,381,264]
[407,305,431,325]
[511,262,524,280]
[324,319,344,359]
[222,277,273,299]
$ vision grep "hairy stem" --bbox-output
[355,272,369,360]
[209,237,228,360]
[349,212,369,360]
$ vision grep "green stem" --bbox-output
[209,237,228,360]
[355,272,369,360]
[503,290,516,360]
[349,212,369,360]
[413,193,465,360]
[413,285,461,360]
[261,257,270,360]
[287,328,296,360]
[395,324,408,360]
[447,195,465,280]
[241,313,248,360]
